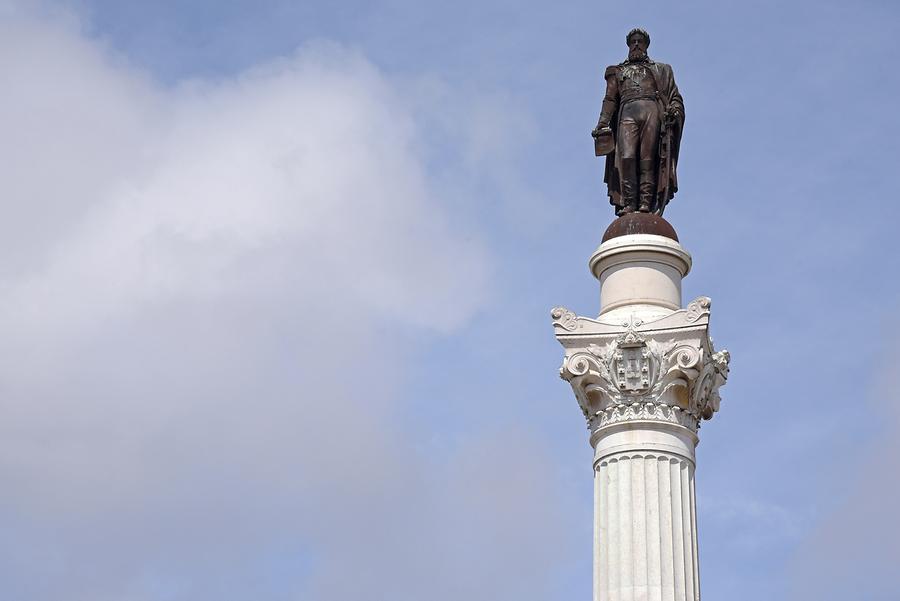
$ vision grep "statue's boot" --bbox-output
[638,159,656,213]
[619,158,639,212]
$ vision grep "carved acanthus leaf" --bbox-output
[691,348,730,420]
[588,402,699,432]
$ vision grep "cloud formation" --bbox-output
[0,6,575,600]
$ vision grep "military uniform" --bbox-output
[596,58,684,215]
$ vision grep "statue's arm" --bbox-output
[666,68,684,121]
[596,68,619,130]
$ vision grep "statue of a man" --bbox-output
[592,29,685,216]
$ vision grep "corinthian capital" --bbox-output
[552,297,729,434]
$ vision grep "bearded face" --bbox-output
[627,36,649,62]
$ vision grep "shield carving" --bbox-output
[613,338,654,393]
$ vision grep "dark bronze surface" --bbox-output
[593,129,615,156]
[591,29,684,217]
[601,212,678,242]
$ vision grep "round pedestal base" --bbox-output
[590,234,692,316]
[602,212,679,243]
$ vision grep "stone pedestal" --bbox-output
[551,219,729,601]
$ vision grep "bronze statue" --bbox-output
[592,29,684,216]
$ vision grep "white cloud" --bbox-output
[0,12,489,339]
[0,6,575,601]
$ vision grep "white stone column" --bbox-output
[552,231,729,601]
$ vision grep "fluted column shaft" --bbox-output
[595,452,699,601]
[592,421,699,601]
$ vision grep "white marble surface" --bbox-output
[553,233,729,601]
[589,234,692,317]
[595,452,699,601]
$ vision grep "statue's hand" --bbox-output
[592,124,612,138]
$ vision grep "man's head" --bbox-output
[626,28,650,62]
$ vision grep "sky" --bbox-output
[1,0,900,599]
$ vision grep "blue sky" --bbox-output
[2,1,899,599]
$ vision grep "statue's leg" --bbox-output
[618,111,640,212]
[638,160,656,212]
[638,103,661,212]
[619,158,637,213]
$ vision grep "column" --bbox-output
[551,215,729,601]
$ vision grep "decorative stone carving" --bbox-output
[590,401,698,431]
[554,297,729,433]
[684,296,711,322]
[550,306,579,331]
